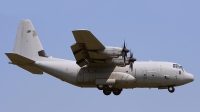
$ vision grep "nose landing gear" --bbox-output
[168,86,175,93]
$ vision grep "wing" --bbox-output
[71,30,108,67]
[72,30,105,50]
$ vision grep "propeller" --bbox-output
[128,50,136,71]
[122,40,129,64]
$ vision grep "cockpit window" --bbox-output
[173,64,175,68]
[180,66,184,72]
[173,64,179,68]
[173,64,184,72]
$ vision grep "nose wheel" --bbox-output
[168,86,175,93]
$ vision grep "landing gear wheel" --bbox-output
[103,90,111,95]
[108,85,114,89]
[168,86,175,93]
[113,89,122,95]
[97,85,104,90]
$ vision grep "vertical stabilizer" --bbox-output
[13,19,47,60]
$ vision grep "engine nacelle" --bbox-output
[105,57,129,66]
[97,47,123,58]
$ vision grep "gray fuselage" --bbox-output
[34,57,194,89]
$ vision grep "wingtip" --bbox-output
[72,29,90,32]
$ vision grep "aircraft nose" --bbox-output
[184,73,194,83]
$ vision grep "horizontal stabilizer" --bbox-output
[5,53,43,74]
[6,53,35,64]
[17,65,43,74]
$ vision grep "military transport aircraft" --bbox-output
[5,19,194,95]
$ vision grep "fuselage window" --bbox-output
[179,71,181,75]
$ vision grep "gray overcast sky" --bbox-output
[1,1,200,112]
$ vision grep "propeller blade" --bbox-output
[123,52,126,64]
[122,40,129,64]
[130,51,133,58]
[129,62,133,71]
[124,40,126,49]
[128,49,136,71]
[131,63,133,71]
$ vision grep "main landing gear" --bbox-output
[168,86,175,93]
[97,85,122,96]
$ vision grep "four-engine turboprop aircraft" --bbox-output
[5,19,194,95]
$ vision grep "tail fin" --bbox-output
[13,19,47,60]
[5,19,45,74]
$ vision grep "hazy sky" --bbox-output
[1,1,200,112]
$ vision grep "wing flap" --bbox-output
[76,59,88,67]
[71,43,83,61]
[71,43,89,67]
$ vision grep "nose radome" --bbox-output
[185,73,194,83]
